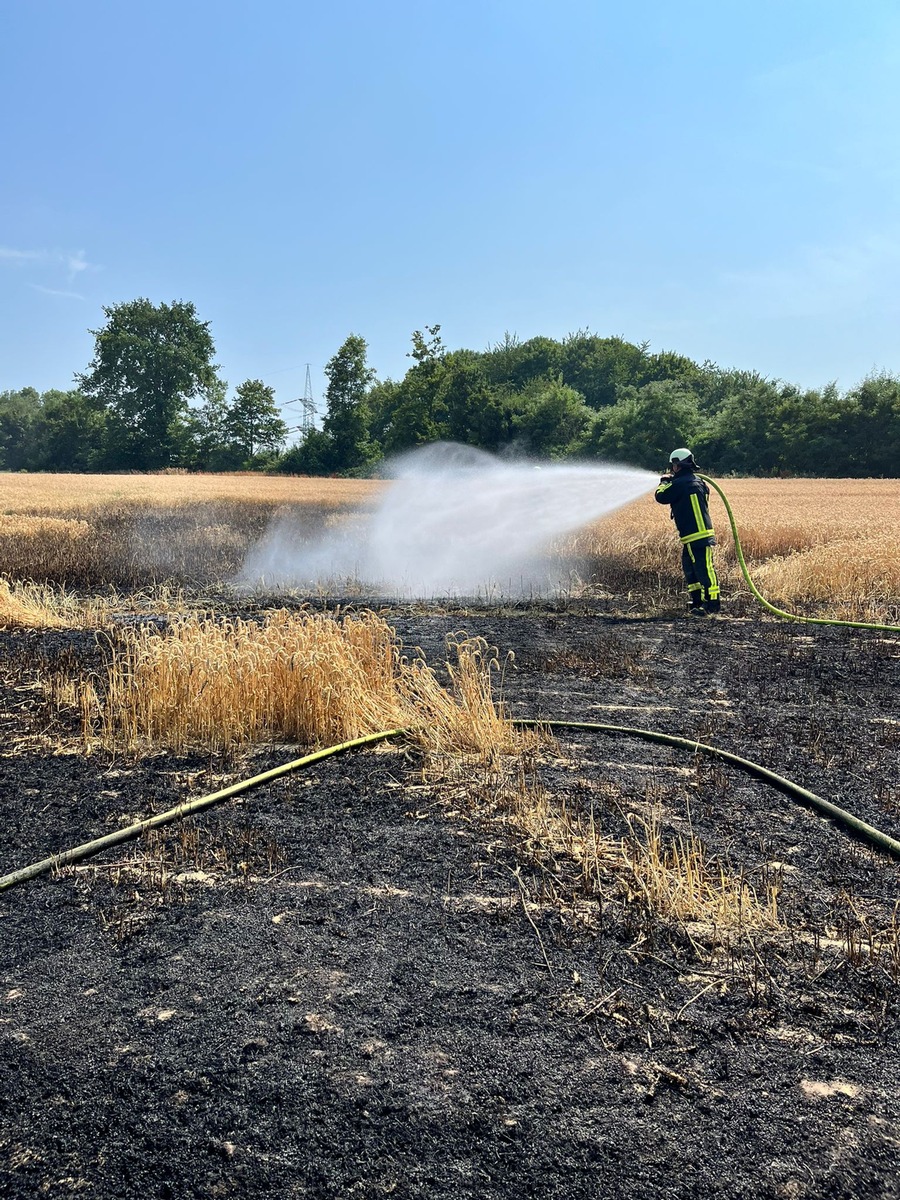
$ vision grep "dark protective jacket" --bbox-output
[654,469,715,544]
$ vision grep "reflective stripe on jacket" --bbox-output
[654,470,715,544]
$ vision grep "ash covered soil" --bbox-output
[2,609,900,1199]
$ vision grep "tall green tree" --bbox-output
[698,375,842,475]
[275,428,333,475]
[77,298,221,470]
[513,376,591,457]
[842,373,900,476]
[224,379,288,461]
[407,324,445,365]
[442,357,514,450]
[321,334,376,472]
[558,333,652,408]
[378,327,450,455]
[480,334,562,392]
[184,378,234,470]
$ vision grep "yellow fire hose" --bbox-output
[2,719,899,894]
[0,731,401,893]
[699,474,900,634]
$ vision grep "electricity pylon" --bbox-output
[299,365,317,434]
[284,364,317,436]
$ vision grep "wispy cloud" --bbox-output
[0,245,98,276]
[0,246,47,264]
[0,245,99,299]
[65,250,92,280]
[29,283,85,301]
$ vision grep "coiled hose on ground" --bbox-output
[2,478,899,893]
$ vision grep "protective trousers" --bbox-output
[682,538,720,612]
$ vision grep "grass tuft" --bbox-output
[623,814,780,932]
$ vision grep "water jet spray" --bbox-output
[240,443,656,599]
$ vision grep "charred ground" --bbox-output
[1,609,900,1198]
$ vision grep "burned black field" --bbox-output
[2,609,900,1199]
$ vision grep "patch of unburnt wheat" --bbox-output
[92,611,525,760]
[622,813,780,933]
[0,577,108,629]
[401,634,525,759]
[449,758,780,941]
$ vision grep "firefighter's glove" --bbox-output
[659,474,673,483]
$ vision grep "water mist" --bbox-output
[239,443,657,599]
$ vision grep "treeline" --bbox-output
[1,299,289,474]
[3,299,900,476]
[301,325,900,477]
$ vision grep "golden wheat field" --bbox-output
[0,471,381,513]
[0,472,381,592]
[578,477,900,620]
[0,472,897,619]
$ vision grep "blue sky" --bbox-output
[2,0,899,427]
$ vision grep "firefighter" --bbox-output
[655,447,720,616]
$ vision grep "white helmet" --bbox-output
[669,447,694,464]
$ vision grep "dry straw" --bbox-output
[0,578,69,628]
[94,610,521,759]
[474,760,780,934]
[0,474,898,614]
[0,577,109,629]
[623,814,780,931]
